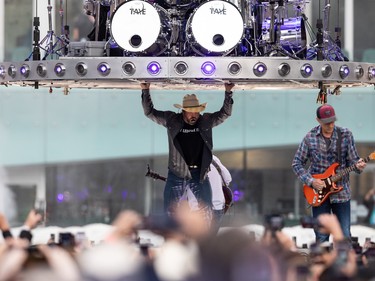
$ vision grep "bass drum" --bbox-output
[186,0,244,56]
[110,0,171,56]
[262,17,306,57]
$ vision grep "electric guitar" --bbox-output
[303,151,375,207]
[145,165,233,213]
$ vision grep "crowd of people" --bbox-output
[2,208,375,281]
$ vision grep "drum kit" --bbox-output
[82,0,311,58]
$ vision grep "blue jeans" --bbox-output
[312,200,351,242]
[164,168,212,215]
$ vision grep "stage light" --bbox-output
[8,65,17,78]
[75,62,88,76]
[253,62,267,77]
[147,61,161,76]
[355,66,364,79]
[36,64,47,77]
[174,61,188,75]
[368,66,375,80]
[0,66,5,79]
[278,63,290,77]
[20,64,30,78]
[201,61,216,76]
[228,62,241,75]
[300,63,313,78]
[54,63,66,77]
[97,62,111,76]
[321,64,332,78]
[339,65,350,79]
[122,62,136,76]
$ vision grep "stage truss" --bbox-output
[1,56,375,91]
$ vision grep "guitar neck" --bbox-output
[145,171,167,182]
[331,155,371,183]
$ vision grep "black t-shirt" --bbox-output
[176,122,204,167]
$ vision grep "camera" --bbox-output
[58,232,76,248]
[264,214,284,232]
[334,240,350,267]
[300,216,321,229]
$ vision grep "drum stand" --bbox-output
[306,0,347,61]
[26,0,69,60]
[262,0,301,59]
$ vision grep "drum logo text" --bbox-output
[130,4,146,15]
[210,5,226,15]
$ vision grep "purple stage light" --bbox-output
[368,66,375,80]
[253,62,267,77]
[339,65,350,79]
[20,64,30,78]
[147,61,161,75]
[54,63,66,77]
[201,61,216,76]
[97,62,111,76]
[57,193,64,202]
[300,63,313,78]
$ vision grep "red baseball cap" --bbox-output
[316,104,337,124]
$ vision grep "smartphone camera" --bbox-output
[58,232,76,248]
[300,216,320,229]
[264,214,284,232]
[334,240,350,267]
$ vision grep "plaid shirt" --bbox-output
[292,125,361,203]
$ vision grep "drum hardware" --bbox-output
[306,0,347,61]
[94,0,102,41]
[58,0,70,56]
[26,0,70,61]
[257,0,308,59]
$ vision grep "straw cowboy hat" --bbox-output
[173,94,207,113]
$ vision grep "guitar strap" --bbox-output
[337,127,342,165]
[212,159,228,188]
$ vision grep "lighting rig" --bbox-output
[0,0,375,92]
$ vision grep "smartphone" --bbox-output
[300,216,320,229]
[59,232,75,248]
[264,214,284,232]
[35,200,46,223]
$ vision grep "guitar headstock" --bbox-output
[145,164,165,181]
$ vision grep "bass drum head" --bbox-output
[187,0,244,55]
[110,0,169,55]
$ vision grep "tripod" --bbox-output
[26,0,69,60]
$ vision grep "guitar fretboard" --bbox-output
[331,156,371,183]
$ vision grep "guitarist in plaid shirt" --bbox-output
[292,104,366,243]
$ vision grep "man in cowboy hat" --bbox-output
[140,82,234,226]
